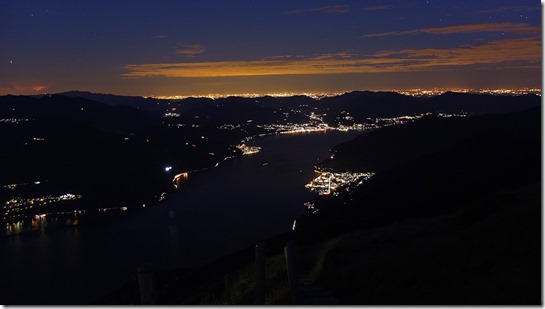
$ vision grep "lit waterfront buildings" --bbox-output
[172,172,189,189]
[2,180,42,190]
[3,193,83,221]
[0,118,30,124]
[236,143,262,155]
[255,112,434,135]
[305,171,375,196]
[163,112,181,117]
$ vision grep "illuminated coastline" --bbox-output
[305,171,375,196]
[395,88,541,97]
[149,88,540,100]
[149,91,347,100]
[236,144,262,155]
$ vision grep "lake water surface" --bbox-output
[0,130,360,304]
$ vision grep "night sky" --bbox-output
[1,0,541,96]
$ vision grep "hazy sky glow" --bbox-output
[0,0,541,96]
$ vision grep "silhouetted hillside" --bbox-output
[316,91,540,123]
[0,94,159,133]
[51,91,541,128]
[297,106,541,243]
[319,106,540,173]
[177,100,280,125]
[290,106,541,304]
[319,91,425,119]
[58,91,168,112]
[428,91,540,114]
[0,95,245,229]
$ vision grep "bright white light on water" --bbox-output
[165,166,172,172]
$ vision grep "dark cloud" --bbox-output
[362,5,396,11]
[361,22,540,38]
[475,5,541,14]
[176,44,206,57]
[285,5,350,15]
[123,37,540,79]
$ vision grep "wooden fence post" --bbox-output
[224,273,232,305]
[255,242,266,305]
[284,241,298,303]
[137,264,156,305]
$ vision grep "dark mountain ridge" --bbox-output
[56,90,168,112]
[31,90,541,124]
[299,106,541,235]
[291,106,541,305]
[319,106,540,173]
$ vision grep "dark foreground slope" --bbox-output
[294,107,541,304]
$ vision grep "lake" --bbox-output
[0,130,360,305]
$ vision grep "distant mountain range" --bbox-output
[0,90,540,234]
[292,104,541,304]
[298,105,541,239]
[28,90,541,118]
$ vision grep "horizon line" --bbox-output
[2,87,541,100]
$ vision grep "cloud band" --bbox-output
[123,37,540,79]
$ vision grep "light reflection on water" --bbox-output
[5,213,82,236]
[0,130,361,305]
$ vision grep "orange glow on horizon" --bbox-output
[123,37,540,79]
[32,85,48,92]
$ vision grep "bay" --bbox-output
[0,130,360,304]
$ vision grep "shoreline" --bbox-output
[97,129,366,304]
[2,130,364,305]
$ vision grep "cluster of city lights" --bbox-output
[305,171,375,196]
[256,113,431,135]
[218,124,241,130]
[3,193,83,221]
[150,91,347,100]
[304,201,319,214]
[0,118,30,124]
[397,88,541,97]
[236,144,262,155]
[150,88,539,101]
[163,112,181,117]
[371,114,430,128]
[2,180,43,190]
